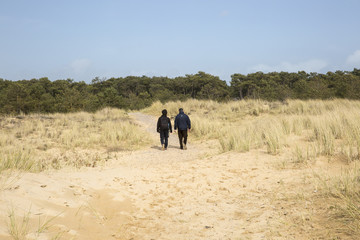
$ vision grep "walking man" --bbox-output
[157,109,172,150]
[174,108,191,150]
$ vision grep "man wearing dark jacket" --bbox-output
[174,108,191,150]
[157,109,172,150]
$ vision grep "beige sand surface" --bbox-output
[0,112,352,239]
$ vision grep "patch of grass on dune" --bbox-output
[143,99,360,157]
[0,108,151,172]
[317,163,360,235]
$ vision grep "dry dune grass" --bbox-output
[0,108,151,172]
[144,99,360,158]
[143,98,360,235]
[2,99,360,238]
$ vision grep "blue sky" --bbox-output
[1,0,360,83]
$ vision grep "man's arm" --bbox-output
[187,116,191,129]
[174,116,178,130]
[168,117,172,132]
[156,117,160,132]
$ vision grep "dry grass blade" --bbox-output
[7,207,31,240]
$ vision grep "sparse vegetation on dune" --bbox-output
[2,99,360,237]
[0,108,151,172]
[317,163,360,235]
[144,99,360,158]
[144,98,360,234]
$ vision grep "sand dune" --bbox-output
[0,112,352,239]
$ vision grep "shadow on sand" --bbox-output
[151,145,180,151]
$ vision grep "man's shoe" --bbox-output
[184,144,187,150]
[162,144,165,150]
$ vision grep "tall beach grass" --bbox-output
[0,108,151,172]
[143,99,360,159]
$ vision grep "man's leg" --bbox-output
[160,131,165,150]
[178,131,183,149]
[164,131,169,149]
[183,130,188,149]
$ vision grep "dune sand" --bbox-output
[0,112,351,239]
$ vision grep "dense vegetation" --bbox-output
[1,69,360,114]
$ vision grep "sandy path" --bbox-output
[0,112,350,239]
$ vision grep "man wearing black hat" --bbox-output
[174,108,191,150]
[157,109,172,150]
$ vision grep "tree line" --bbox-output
[1,69,360,114]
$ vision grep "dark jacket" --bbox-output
[157,115,172,133]
[174,110,191,131]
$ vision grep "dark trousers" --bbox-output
[178,130,188,149]
[160,130,169,148]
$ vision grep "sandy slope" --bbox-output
[0,113,353,239]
